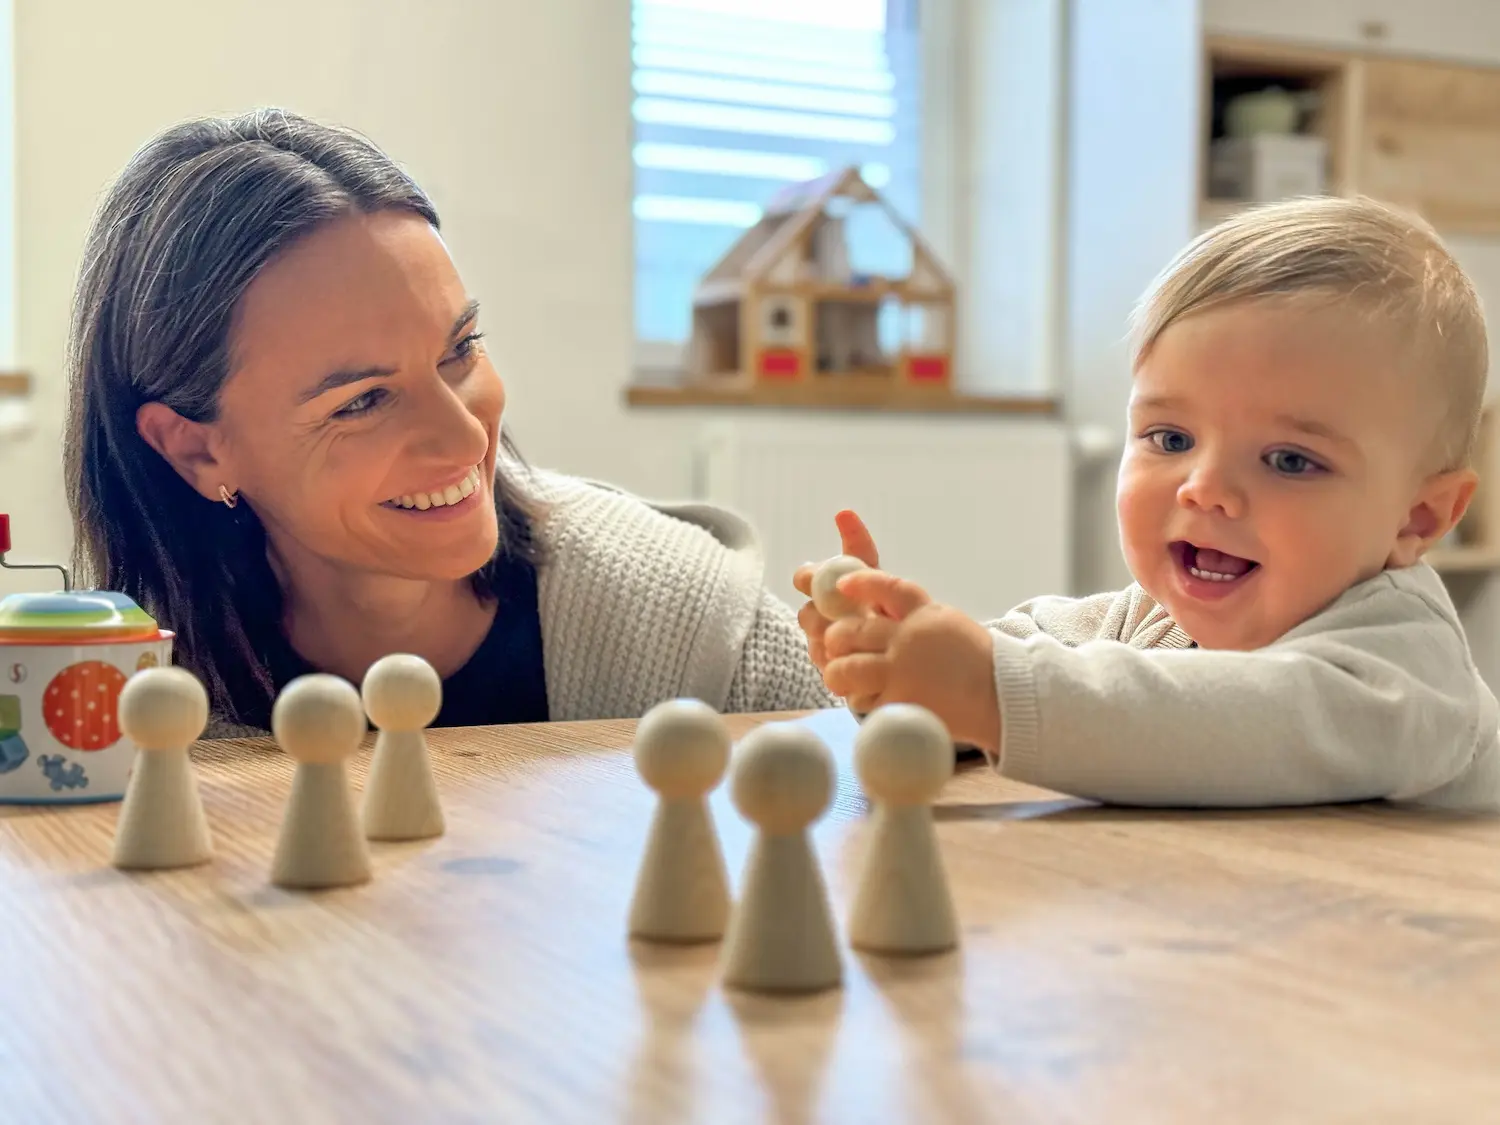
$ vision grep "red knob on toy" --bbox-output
[0,513,9,554]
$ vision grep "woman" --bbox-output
[65,108,833,735]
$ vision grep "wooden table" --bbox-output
[2,710,1498,1124]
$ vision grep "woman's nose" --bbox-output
[407,378,490,465]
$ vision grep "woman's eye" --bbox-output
[1266,449,1324,475]
[1148,429,1193,454]
[445,331,486,365]
[333,387,387,419]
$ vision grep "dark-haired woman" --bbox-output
[66,108,832,735]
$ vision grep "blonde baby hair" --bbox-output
[1130,196,1488,471]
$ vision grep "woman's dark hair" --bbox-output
[64,107,540,727]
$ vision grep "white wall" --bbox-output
[955,0,1068,398]
[1063,0,1201,593]
[1,0,711,587]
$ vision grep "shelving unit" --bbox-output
[1199,34,1357,224]
[1200,34,1500,237]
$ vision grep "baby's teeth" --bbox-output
[1190,566,1237,582]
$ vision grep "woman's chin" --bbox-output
[379,512,500,582]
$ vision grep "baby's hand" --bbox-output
[824,570,1001,755]
[792,510,880,673]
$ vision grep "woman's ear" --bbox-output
[136,402,233,502]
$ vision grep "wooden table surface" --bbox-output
[2,709,1498,1124]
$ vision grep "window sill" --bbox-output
[623,377,1058,416]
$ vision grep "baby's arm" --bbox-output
[983,591,1132,645]
[995,587,1499,809]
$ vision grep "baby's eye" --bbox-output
[1148,429,1193,454]
[1265,449,1324,475]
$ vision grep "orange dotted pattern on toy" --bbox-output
[43,661,127,751]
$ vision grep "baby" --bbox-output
[797,196,1500,810]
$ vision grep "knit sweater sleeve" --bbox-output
[724,589,840,713]
[983,590,1134,644]
[991,570,1500,810]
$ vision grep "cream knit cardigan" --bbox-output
[529,469,835,718]
[205,469,835,737]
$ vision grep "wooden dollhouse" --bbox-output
[684,166,956,402]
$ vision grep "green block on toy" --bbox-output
[0,694,19,733]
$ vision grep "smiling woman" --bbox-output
[64,109,834,734]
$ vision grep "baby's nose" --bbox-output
[1177,462,1247,518]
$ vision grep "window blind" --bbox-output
[633,0,923,344]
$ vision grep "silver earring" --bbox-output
[218,485,239,509]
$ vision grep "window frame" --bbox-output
[629,0,963,379]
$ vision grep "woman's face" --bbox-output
[211,210,504,584]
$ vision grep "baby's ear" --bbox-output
[1395,467,1479,568]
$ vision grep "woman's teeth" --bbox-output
[387,466,481,510]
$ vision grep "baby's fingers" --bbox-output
[792,562,816,598]
[837,569,932,621]
[797,600,831,667]
[825,613,899,660]
[825,653,891,700]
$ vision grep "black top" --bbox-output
[263,552,549,728]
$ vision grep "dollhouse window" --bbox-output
[632,0,925,347]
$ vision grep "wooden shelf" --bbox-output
[1200,34,1359,221]
[1426,546,1500,573]
[0,372,31,397]
[624,380,1057,415]
[1200,35,1500,235]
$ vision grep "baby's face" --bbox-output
[1118,298,1457,650]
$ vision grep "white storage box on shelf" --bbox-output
[1209,133,1328,202]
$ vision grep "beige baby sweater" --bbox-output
[985,563,1500,810]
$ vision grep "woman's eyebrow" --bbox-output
[299,364,397,404]
[449,299,480,339]
[298,301,482,404]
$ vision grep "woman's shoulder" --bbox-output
[515,467,771,718]
[521,468,760,561]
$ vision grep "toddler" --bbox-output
[797,196,1500,809]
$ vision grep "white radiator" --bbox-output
[692,415,1074,620]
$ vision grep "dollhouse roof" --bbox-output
[693,166,955,305]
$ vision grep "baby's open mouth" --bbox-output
[1172,541,1259,583]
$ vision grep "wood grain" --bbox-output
[624,380,1058,415]
[1358,55,1500,232]
[1,708,1498,1123]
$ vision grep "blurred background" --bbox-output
[3,0,1500,681]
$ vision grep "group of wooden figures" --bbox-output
[628,697,961,995]
[111,654,446,887]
